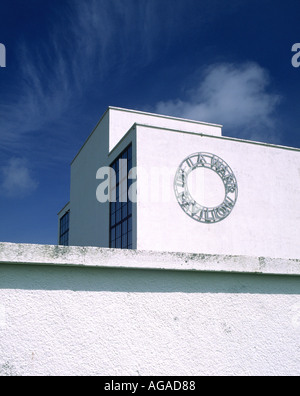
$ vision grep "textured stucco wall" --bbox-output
[136,125,300,259]
[0,243,300,376]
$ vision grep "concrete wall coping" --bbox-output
[0,243,299,277]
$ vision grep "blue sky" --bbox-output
[0,0,300,245]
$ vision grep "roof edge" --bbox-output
[57,202,70,216]
[134,123,300,152]
[108,106,223,128]
[71,107,110,165]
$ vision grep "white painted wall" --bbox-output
[62,107,300,260]
[108,107,222,152]
[68,108,141,248]
[69,110,110,247]
[64,106,222,250]
[0,243,299,376]
[136,125,300,259]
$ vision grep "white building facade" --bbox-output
[59,107,300,260]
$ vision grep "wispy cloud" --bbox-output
[0,158,38,198]
[155,62,282,143]
[0,1,282,174]
[0,0,173,197]
[0,0,165,157]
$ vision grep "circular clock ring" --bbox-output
[174,152,238,223]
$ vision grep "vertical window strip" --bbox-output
[59,211,70,246]
[109,144,133,249]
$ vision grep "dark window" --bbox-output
[59,211,70,246]
[110,144,133,249]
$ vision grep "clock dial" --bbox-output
[174,152,238,223]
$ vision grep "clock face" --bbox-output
[174,152,238,223]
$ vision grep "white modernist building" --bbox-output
[1,107,300,376]
[58,106,300,259]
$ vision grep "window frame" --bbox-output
[59,211,70,246]
[109,144,133,249]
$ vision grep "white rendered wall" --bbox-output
[0,243,299,376]
[136,125,300,259]
[108,107,222,152]
[69,111,110,247]
[70,124,137,248]
[63,107,222,248]
[64,107,300,258]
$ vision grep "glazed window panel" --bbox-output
[59,211,70,246]
[109,144,133,250]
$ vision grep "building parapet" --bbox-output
[0,242,299,277]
